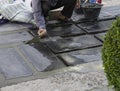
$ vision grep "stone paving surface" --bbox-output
[0,0,120,90]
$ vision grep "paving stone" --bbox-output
[77,20,114,33]
[71,11,85,22]
[30,43,55,57]
[45,35,102,53]
[47,24,86,37]
[18,45,65,71]
[99,11,115,21]
[0,48,33,79]
[72,10,115,23]
[103,6,120,16]
[0,31,33,45]
[99,6,120,20]
[95,32,106,42]
[0,23,29,34]
[58,47,101,66]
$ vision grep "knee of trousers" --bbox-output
[67,0,77,4]
[42,4,50,16]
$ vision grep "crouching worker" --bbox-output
[32,0,80,37]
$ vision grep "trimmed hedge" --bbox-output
[102,18,120,91]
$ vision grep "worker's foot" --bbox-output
[55,11,69,21]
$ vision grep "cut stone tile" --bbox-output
[45,35,102,53]
[102,6,120,13]
[0,48,33,79]
[59,47,102,66]
[18,45,65,71]
[47,24,86,37]
[99,11,115,20]
[71,11,85,22]
[30,43,54,57]
[77,20,114,33]
[0,31,33,45]
[95,32,106,42]
[72,10,115,23]
[0,23,30,34]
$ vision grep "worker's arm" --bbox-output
[32,0,47,37]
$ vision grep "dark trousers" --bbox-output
[42,0,77,18]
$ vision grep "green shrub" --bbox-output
[102,18,120,91]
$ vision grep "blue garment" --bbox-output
[32,0,58,30]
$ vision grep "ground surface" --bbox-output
[0,0,120,91]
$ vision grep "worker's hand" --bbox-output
[37,29,47,38]
[76,0,81,9]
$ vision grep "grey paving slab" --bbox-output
[95,32,106,42]
[77,20,114,33]
[72,9,115,23]
[30,43,55,57]
[59,47,102,66]
[45,35,102,53]
[18,45,65,71]
[102,6,120,12]
[47,24,86,37]
[0,48,33,79]
[71,11,85,22]
[99,11,115,21]
[0,31,33,45]
[0,23,30,34]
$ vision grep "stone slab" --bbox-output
[72,10,115,23]
[77,20,114,33]
[18,45,65,71]
[30,43,55,57]
[102,6,120,13]
[95,32,106,42]
[99,6,120,20]
[71,11,85,22]
[59,47,102,66]
[99,11,115,21]
[0,48,33,79]
[45,35,102,53]
[0,31,33,45]
[0,23,30,34]
[47,24,86,37]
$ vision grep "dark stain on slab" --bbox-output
[47,24,86,37]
